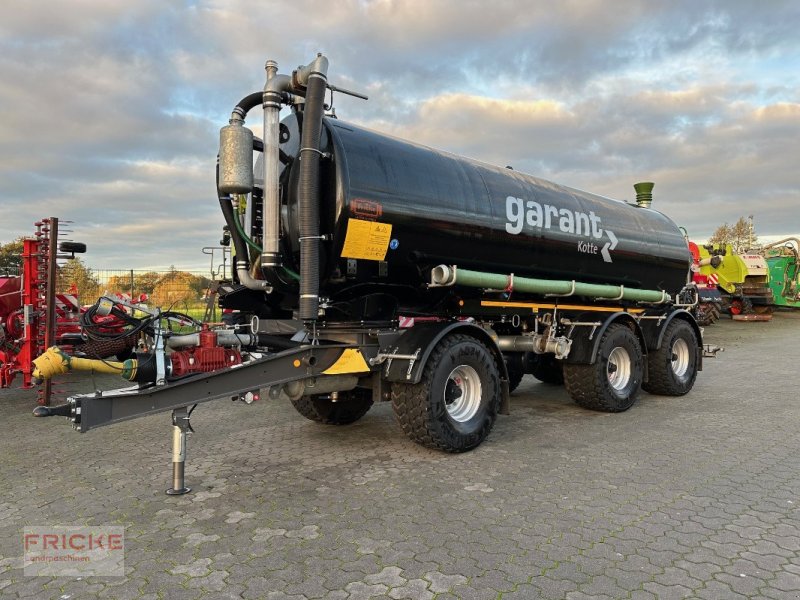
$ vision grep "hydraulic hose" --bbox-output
[217,159,249,261]
[297,55,329,321]
[232,92,264,120]
[216,159,270,291]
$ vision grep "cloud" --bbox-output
[352,82,799,241]
[0,0,798,271]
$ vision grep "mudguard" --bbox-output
[639,309,703,371]
[382,321,508,385]
[562,311,647,367]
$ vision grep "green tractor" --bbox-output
[762,238,800,309]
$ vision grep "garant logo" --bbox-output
[504,195,618,263]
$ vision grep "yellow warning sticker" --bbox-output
[322,349,371,375]
[340,219,392,261]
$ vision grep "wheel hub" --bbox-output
[444,365,482,422]
[670,338,690,377]
[606,347,631,391]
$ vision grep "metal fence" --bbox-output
[56,268,221,321]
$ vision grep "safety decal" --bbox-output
[341,219,393,261]
[322,348,371,375]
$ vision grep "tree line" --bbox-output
[706,216,758,253]
[0,238,211,308]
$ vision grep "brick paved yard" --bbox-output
[1,312,799,599]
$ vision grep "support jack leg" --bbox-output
[166,406,192,495]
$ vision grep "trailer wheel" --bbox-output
[391,334,500,452]
[642,319,698,396]
[504,353,524,393]
[291,388,373,425]
[528,352,564,385]
[563,323,643,412]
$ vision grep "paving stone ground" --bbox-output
[1,312,799,599]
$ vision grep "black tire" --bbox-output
[695,303,715,326]
[642,319,699,396]
[694,313,708,326]
[527,352,564,385]
[391,334,500,452]
[59,241,87,254]
[563,323,644,412]
[504,353,524,393]
[291,387,373,425]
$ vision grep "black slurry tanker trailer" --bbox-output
[34,54,714,494]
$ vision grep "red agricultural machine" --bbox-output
[687,240,724,326]
[0,218,136,404]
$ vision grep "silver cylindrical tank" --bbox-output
[219,121,254,195]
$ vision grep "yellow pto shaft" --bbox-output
[33,346,125,381]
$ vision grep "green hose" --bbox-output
[231,205,263,253]
[432,265,670,303]
[231,203,300,281]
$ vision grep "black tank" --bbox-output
[279,115,690,297]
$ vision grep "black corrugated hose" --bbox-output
[216,158,251,275]
[234,92,263,118]
[297,71,327,322]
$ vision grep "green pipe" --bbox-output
[431,265,670,304]
[231,199,300,281]
[231,202,264,253]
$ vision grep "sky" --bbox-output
[0,0,798,272]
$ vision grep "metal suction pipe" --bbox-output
[165,331,255,349]
[262,61,292,268]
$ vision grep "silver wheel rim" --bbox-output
[607,347,631,391]
[445,365,482,422]
[671,338,690,378]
